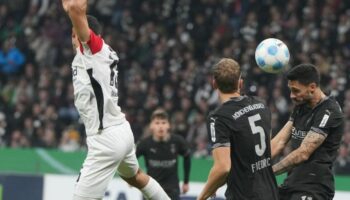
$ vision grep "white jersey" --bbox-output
[71,30,125,136]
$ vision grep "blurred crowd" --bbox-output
[0,0,350,174]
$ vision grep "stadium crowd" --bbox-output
[0,0,350,174]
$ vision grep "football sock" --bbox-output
[140,177,171,200]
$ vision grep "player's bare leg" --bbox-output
[121,169,170,200]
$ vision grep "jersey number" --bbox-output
[248,114,266,156]
[109,60,118,88]
[108,47,119,89]
[73,65,77,77]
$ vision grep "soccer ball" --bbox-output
[255,38,290,73]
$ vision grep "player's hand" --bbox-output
[61,0,72,12]
[197,191,216,200]
[182,183,189,194]
[210,192,216,199]
[61,0,87,13]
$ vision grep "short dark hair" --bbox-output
[286,64,320,86]
[87,15,102,35]
[151,108,169,121]
[212,58,241,93]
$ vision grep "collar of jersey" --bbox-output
[152,134,170,142]
[229,96,245,102]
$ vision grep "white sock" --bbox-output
[73,194,101,200]
[140,177,171,200]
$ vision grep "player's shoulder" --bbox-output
[319,96,343,115]
[208,105,226,120]
[170,134,186,142]
[138,135,153,145]
[249,95,266,104]
[80,29,106,55]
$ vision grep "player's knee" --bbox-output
[121,169,149,189]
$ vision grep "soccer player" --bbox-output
[197,58,278,200]
[271,64,344,200]
[61,0,170,199]
[136,108,191,200]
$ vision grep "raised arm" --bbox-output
[272,130,326,175]
[271,121,293,159]
[62,0,90,42]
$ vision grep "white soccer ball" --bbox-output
[255,38,290,73]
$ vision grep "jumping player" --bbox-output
[61,0,170,199]
[271,64,344,200]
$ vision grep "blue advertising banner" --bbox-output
[0,175,43,200]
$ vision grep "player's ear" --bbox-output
[238,79,243,90]
[308,82,317,94]
[149,121,154,131]
[211,78,218,89]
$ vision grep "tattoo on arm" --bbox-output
[273,131,326,175]
[300,131,326,155]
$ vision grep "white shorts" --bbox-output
[74,121,139,199]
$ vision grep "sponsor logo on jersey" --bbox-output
[291,127,308,140]
[148,159,176,168]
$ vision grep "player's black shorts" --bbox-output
[279,186,334,200]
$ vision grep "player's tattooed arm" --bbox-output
[271,121,293,159]
[272,130,326,175]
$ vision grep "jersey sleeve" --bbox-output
[310,105,343,136]
[177,136,191,156]
[79,29,103,55]
[207,115,231,149]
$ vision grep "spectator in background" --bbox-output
[0,112,7,146]
[59,128,81,152]
[187,113,208,157]
[0,37,25,75]
[334,143,350,175]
